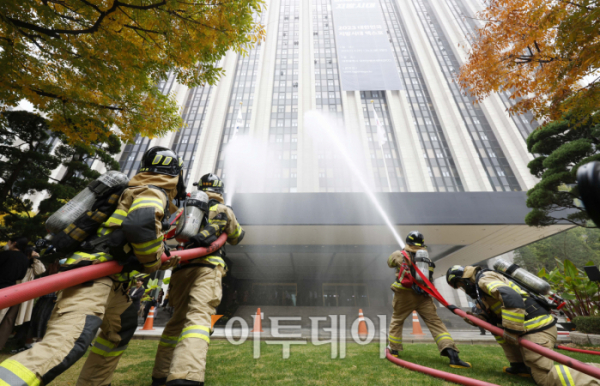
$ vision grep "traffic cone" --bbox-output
[211,315,223,329]
[358,309,368,338]
[251,308,264,332]
[411,311,424,336]
[142,306,156,330]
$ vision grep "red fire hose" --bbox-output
[386,350,500,386]
[405,260,600,381]
[557,345,600,356]
[0,233,227,310]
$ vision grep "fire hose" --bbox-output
[386,349,500,386]
[403,255,600,380]
[556,345,600,356]
[0,233,228,310]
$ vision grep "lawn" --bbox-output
[0,340,598,385]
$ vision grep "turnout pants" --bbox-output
[152,266,224,385]
[388,289,458,353]
[0,277,137,386]
[496,326,600,386]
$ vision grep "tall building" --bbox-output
[114,0,569,315]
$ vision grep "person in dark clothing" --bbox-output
[0,236,29,289]
[157,289,164,307]
[0,236,30,349]
[129,280,145,314]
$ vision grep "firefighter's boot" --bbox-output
[443,348,472,369]
[503,362,531,378]
[151,376,167,386]
[387,345,400,358]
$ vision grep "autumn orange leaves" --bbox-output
[0,0,266,144]
[458,0,600,126]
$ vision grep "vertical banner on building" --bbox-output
[331,0,402,91]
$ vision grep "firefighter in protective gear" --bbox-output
[151,173,244,386]
[0,146,185,386]
[387,231,471,369]
[447,265,600,385]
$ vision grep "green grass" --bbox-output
[1,340,598,385]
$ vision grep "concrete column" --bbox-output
[397,0,492,192]
[433,0,536,191]
[192,51,238,187]
[386,90,434,192]
[247,4,270,145]
[344,91,376,188]
[252,0,280,144]
[298,0,319,192]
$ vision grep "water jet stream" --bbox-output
[305,111,405,249]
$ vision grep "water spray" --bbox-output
[305,111,405,249]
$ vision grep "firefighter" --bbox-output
[447,264,600,385]
[0,146,185,386]
[387,231,471,368]
[151,173,244,386]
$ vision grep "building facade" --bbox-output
[111,0,568,316]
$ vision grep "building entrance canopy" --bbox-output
[221,192,571,282]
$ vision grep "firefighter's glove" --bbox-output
[160,255,181,270]
[503,331,520,346]
[188,213,228,248]
[188,233,216,248]
[119,255,143,274]
[463,311,486,327]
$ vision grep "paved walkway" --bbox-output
[133,326,572,345]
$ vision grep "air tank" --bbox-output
[414,249,432,285]
[175,190,209,242]
[493,258,551,295]
[45,171,129,235]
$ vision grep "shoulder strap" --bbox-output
[208,198,222,210]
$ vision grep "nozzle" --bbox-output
[549,293,567,310]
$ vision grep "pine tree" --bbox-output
[0,111,60,239]
[525,113,600,227]
[0,111,121,241]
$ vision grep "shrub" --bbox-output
[538,259,600,320]
[573,316,600,334]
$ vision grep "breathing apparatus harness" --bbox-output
[49,184,172,273]
[397,250,436,295]
[472,269,557,335]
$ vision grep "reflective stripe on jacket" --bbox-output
[188,192,244,270]
[475,270,555,333]
[61,172,177,281]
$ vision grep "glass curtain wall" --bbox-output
[171,85,213,186]
[118,71,178,178]
[215,14,265,184]
[411,0,520,191]
[360,92,407,192]
[441,0,538,140]
[267,0,300,193]
[380,0,464,192]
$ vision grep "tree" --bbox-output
[458,0,600,125]
[514,227,600,273]
[0,111,61,216]
[0,1,265,143]
[525,113,600,227]
[0,111,122,242]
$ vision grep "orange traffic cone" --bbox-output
[142,306,156,330]
[411,311,424,335]
[358,309,368,338]
[251,308,264,332]
[211,315,223,329]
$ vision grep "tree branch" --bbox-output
[29,88,124,111]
